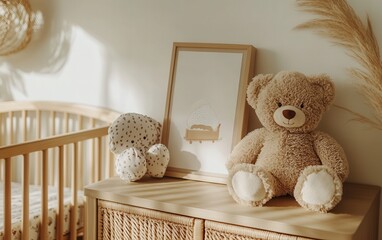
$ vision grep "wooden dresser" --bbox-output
[84,176,380,240]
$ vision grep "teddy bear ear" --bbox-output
[246,74,273,109]
[309,74,335,108]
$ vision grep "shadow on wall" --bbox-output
[0,0,72,101]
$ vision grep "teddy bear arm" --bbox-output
[312,131,349,181]
[115,147,147,182]
[226,128,266,170]
[146,144,170,178]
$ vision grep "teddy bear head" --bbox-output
[247,71,335,133]
[108,113,162,155]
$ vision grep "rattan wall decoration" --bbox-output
[0,0,33,56]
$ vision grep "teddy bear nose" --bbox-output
[282,109,296,119]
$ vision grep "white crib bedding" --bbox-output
[0,182,84,240]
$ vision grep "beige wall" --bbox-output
[1,0,381,238]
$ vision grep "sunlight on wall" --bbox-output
[19,24,144,114]
[106,65,146,115]
[11,25,139,113]
[20,25,106,102]
[55,25,106,102]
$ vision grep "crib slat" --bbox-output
[109,151,114,177]
[22,110,27,141]
[97,136,102,181]
[77,115,83,131]
[3,157,12,240]
[64,113,69,188]
[64,145,69,188]
[34,152,42,185]
[105,152,110,179]
[57,146,64,240]
[50,111,56,135]
[36,110,41,139]
[8,111,13,145]
[78,115,84,189]
[35,110,41,185]
[70,142,79,239]
[89,118,95,183]
[22,154,30,240]
[50,148,57,186]
[63,112,69,132]
[78,141,84,189]
[50,111,56,186]
[41,149,49,239]
[105,135,111,179]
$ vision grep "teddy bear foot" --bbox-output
[294,165,343,213]
[227,164,274,207]
[146,144,170,178]
[115,147,147,182]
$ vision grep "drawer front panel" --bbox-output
[204,220,313,240]
[98,200,201,240]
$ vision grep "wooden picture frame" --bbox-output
[162,42,256,184]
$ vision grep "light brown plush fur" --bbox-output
[226,71,349,212]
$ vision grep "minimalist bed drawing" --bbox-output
[184,105,221,143]
[184,123,221,143]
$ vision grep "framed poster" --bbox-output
[162,42,256,184]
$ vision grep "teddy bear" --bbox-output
[226,71,349,213]
[108,113,170,182]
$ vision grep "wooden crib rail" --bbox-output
[0,101,120,124]
[1,125,111,240]
[0,101,120,184]
[0,126,108,159]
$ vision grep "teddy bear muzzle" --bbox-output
[273,105,306,128]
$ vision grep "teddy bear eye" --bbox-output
[300,103,304,108]
[277,102,282,107]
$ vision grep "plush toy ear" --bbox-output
[246,74,273,109]
[309,74,335,109]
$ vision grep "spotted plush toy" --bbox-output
[108,113,170,182]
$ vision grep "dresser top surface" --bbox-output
[85,176,380,240]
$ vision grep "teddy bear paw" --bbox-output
[294,166,342,212]
[115,147,147,182]
[228,164,274,206]
[146,144,170,178]
[232,171,266,202]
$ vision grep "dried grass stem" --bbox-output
[296,0,382,130]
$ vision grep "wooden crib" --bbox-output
[0,101,120,240]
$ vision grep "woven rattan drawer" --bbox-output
[86,177,380,240]
[204,220,313,240]
[97,200,203,240]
